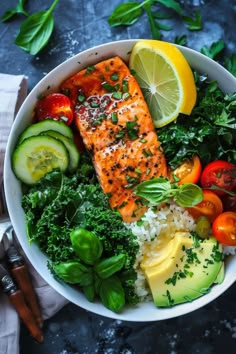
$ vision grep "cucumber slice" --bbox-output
[12,135,69,185]
[41,130,80,172]
[18,119,73,144]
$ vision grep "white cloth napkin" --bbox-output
[0,74,68,354]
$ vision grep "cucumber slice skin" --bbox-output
[41,130,80,172]
[12,135,69,185]
[18,119,73,144]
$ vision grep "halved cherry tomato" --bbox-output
[200,160,236,196]
[169,154,202,185]
[212,211,236,246]
[36,93,74,125]
[187,190,223,222]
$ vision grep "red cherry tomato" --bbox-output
[200,160,236,196]
[187,190,223,222]
[170,154,202,185]
[36,93,74,125]
[212,211,236,246]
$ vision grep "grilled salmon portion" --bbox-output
[60,56,167,222]
[60,56,154,152]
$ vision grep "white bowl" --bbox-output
[4,39,236,322]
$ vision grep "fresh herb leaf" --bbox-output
[108,1,145,26]
[200,40,225,60]
[143,2,162,39]
[156,0,184,16]
[1,0,28,22]
[108,0,185,40]
[224,53,236,77]
[15,0,59,55]
[134,177,203,207]
[157,74,236,169]
[182,10,202,30]
[174,35,187,46]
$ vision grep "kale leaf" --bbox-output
[22,154,139,304]
[157,74,236,169]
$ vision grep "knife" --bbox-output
[0,263,44,343]
[6,243,44,328]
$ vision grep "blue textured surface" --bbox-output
[1,1,236,353]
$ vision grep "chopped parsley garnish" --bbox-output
[85,65,96,75]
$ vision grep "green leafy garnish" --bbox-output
[22,158,139,305]
[15,0,59,55]
[1,0,28,22]
[157,74,236,169]
[200,40,225,60]
[134,177,203,207]
[182,10,202,31]
[174,35,187,46]
[108,0,184,40]
[224,53,236,77]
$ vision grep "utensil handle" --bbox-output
[11,265,43,328]
[9,290,44,343]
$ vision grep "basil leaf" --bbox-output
[174,183,203,207]
[15,0,59,55]
[133,177,173,204]
[1,0,28,22]
[94,254,126,279]
[134,177,203,208]
[108,2,144,26]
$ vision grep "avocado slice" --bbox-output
[141,232,224,307]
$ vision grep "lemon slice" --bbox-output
[129,40,197,128]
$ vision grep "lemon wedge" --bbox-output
[129,40,197,128]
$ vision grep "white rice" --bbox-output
[126,202,197,300]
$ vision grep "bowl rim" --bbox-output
[4,39,236,322]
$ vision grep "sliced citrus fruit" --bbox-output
[129,40,197,128]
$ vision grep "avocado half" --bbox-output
[141,232,224,307]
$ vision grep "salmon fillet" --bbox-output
[60,56,167,222]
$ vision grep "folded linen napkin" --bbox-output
[0,74,68,354]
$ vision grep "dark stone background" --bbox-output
[0,1,236,353]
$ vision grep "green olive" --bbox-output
[195,216,211,238]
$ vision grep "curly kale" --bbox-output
[22,154,139,304]
[157,74,236,169]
